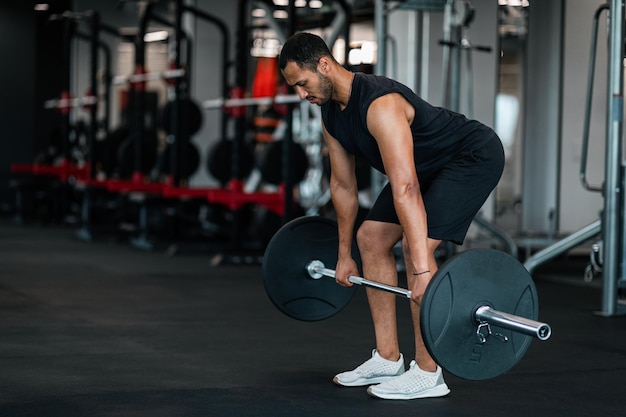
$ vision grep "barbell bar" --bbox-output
[306,259,551,341]
[203,94,301,110]
[306,260,411,298]
[112,68,186,85]
[44,94,98,110]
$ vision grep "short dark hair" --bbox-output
[279,32,335,72]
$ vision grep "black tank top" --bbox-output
[321,73,496,182]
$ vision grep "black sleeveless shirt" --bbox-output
[321,73,496,182]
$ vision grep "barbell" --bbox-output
[262,216,552,381]
[44,92,98,112]
[202,94,301,110]
[112,68,186,85]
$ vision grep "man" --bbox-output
[279,32,504,400]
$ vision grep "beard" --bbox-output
[310,72,334,106]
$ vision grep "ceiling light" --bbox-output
[309,0,323,8]
[34,4,50,11]
[273,10,289,19]
[144,30,169,43]
[251,8,266,18]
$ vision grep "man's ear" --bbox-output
[317,56,331,74]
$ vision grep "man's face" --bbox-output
[281,60,333,106]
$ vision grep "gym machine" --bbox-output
[524,1,625,317]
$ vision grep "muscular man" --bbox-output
[279,32,504,400]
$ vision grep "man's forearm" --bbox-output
[331,183,360,259]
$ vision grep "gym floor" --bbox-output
[0,219,623,417]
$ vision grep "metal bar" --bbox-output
[472,214,518,258]
[202,94,301,109]
[581,4,610,192]
[523,219,601,274]
[375,0,386,76]
[306,260,411,298]
[112,68,185,85]
[600,0,624,316]
[44,95,98,109]
[348,276,412,298]
[475,306,552,340]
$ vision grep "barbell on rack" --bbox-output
[202,94,301,109]
[112,68,186,85]
[44,92,98,111]
[262,216,552,381]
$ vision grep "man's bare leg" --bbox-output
[356,220,404,361]
[403,236,442,372]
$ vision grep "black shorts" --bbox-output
[365,135,505,245]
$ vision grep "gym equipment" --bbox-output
[262,216,551,380]
[159,97,204,137]
[258,140,309,185]
[44,92,98,112]
[262,216,359,321]
[160,141,201,181]
[112,68,185,85]
[116,131,159,179]
[206,140,256,185]
[253,107,282,143]
[203,93,301,110]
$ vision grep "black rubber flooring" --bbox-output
[0,220,624,417]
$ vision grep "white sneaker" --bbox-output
[333,349,405,387]
[367,361,450,400]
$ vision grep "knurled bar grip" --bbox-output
[306,259,552,341]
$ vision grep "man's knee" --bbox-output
[356,221,398,255]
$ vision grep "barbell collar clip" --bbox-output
[476,322,509,344]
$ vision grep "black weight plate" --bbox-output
[207,140,255,185]
[262,216,357,321]
[258,140,310,185]
[161,142,201,180]
[116,131,159,178]
[160,98,203,136]
[420,248,538,380]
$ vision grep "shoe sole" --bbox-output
[366,384,451,400]
[333,374,403,387]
